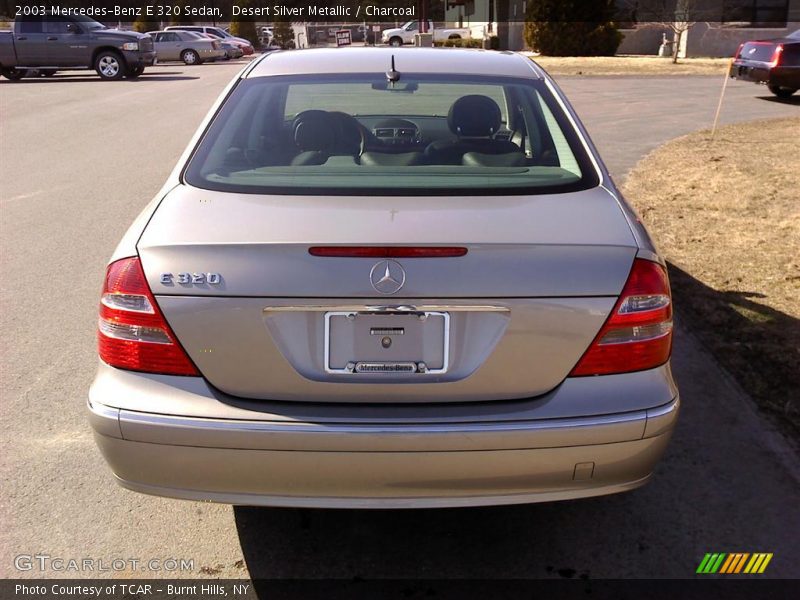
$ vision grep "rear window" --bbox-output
[738,42,779,62]
[184,74,599,196]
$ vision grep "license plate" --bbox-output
[324,311,449,375]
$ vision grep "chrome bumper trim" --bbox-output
[89,396,679,452]
[264,304,510,313]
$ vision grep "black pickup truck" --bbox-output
[0,14,155,81]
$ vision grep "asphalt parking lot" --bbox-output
[1,60,799,580]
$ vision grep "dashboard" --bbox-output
[370,118,423,147]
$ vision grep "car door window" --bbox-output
[18,16,44,33]
[44,18,72,34]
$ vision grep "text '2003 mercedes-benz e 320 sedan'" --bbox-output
[89,48,679,508]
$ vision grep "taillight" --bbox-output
[98,257,198,376]
[309,246,468,258]
[770,44,784,67]
[570,259,672,376]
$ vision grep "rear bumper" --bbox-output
[202,49,227,60]
[88,364,679,508]
[731,62,770,84]
[730,62,800,89]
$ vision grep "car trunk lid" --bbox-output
[136,184,638,402]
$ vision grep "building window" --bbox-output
[721,0,790,26]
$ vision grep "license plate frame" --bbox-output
[324,311,450,375]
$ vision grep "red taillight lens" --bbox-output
[570,259,673,376]
[98,257,199,376]
[770,44,784,67]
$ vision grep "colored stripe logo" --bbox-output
[696,553,773,574]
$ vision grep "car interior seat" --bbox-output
[425,95,524,166]
[290,110,338,166]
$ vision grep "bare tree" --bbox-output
[623,0,707,63]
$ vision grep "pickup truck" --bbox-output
[0,14,156,81]
[381,21,471,47]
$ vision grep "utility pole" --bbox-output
[419,0,429,33]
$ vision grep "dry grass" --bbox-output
[623,117,800,437]
[530,55,732,76]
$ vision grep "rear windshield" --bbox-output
[184,74,599,196]
[738,42,778,61]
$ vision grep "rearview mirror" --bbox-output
[371,81,418,93]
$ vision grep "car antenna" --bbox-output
[386,55,400,83]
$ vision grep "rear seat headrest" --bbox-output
[448,95,502,137]
[293,110,336,152]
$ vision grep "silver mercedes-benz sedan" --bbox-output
[89,48,679,508]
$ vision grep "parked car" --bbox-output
[731,32,800,98]
[89,48,679,509]
[381,20,471,47]
[148,30,225,65]
[218,39,244,60]
[164,25,254,55]
[184,32,243,61]
[0,13,155,80]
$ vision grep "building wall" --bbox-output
[506,0,799,55]
[685,21,799,56]
[617,26,672,54]
[618,0,800,56]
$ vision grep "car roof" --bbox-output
[246,48,543,79]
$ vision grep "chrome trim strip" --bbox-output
[89,399,122,422]
[644,396,680,439]
[264,304,510,313]
[111,404,648,436]
[86,399,122,439]
[646,397,680,419]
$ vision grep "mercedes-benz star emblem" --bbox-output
[370,260,406,295]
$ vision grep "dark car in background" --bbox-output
[0,13,155,80]
[731,30,800,98]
